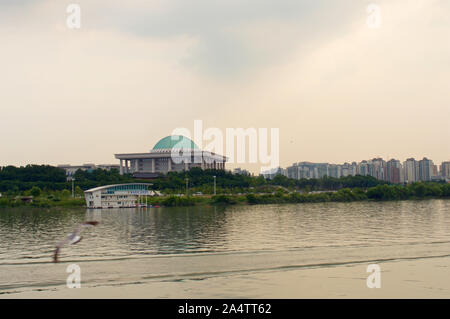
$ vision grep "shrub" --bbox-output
[211,195,237,205]
[245,194,258,204]
[0,198,11,207]
[161,196,196,207]
[61,189,71,198]
[30,186,41,197]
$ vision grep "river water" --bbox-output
[0,200,449,298]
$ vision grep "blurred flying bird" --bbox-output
[53,221,99,263]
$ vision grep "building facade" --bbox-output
[403,158,417,183]
[84,183,155,209]
[58,163,120,179]
[233,168,251,176]
[441,162,450,178]
[115,135,227,176]
[386,159,403,184]
[418,157,434,182]
[263,157,448,184]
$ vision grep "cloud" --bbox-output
[0,0,448,170]
[0,0,373,77]
[81,0,362,77]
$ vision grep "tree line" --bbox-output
[0,165,448,197]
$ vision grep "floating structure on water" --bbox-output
[84,183,158,209]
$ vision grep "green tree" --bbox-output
[75,186,84,196]
[30,186,41,197]
[61,189,71,198]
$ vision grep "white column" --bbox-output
[151,159,155,173]
[168,158,172,172]
[120,159,124,175]
[135,160,139,173]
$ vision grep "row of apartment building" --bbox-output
[264,158,450,184]
[57,163,120,178]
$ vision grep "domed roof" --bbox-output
[152,135,199,150]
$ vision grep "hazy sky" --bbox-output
[1,0,449,173]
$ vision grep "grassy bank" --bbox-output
[0,196,85,208]
[145,182,450,207]
[1,183,448,208]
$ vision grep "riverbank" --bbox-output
[0,197,85,208]
[0,182,449,208]
[152,191,450,208]
[0,185,450,208]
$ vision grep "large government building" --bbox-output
[115,135,227,176]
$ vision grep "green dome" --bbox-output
[152,135,199,150]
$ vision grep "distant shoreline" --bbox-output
[1,187,449,209]
[2,166,448,209]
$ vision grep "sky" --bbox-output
[1,0,449,173]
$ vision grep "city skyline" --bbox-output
[1,152,449,177]
[262,156,450,184]
[3,154,448,184]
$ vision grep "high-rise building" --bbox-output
[276,157,442,184]
[432,165,439,178]
[316,164,329,178]
[371,158,386,181]
[351,162,358,176]
[403,158,417,183]
[441,161,450,178]
[291,162,326,179]
[299,163,314,179]
[418,157,433,182]
[286,163,299,179]
[261,166,285,179]
[328,164,341,178]
[386,159,402,184]
[358,160,369,176]
[341,163,350,177]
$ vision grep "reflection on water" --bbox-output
[0,200,449,295]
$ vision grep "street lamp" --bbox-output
[70,177,76,198]
[213,176,216,195]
